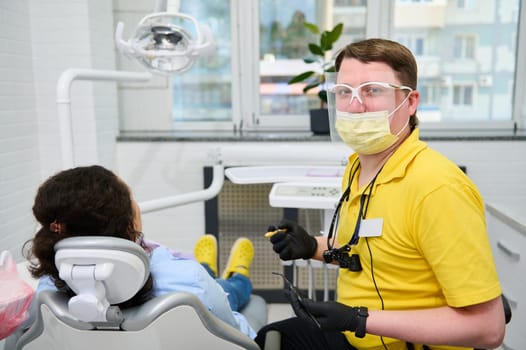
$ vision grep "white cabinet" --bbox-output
[486,203,526,350]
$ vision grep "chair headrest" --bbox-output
[55,236,149,304]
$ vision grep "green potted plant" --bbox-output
[288,22,343,134]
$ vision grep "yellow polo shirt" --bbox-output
[336,129,502,350]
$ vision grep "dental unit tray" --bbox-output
[269,181,341,210]
[225,166,345,185]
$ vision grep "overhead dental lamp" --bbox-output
[115,12,215,75]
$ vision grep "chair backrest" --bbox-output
[54,236,150,323]
[14,236,262,350]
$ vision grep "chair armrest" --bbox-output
[121,292,260,350]
[240,294,268,332]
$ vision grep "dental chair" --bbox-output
[13,236,267,350]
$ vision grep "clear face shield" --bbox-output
[115,13,215,75]
[326,72,413,150]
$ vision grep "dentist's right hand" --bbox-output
[268,219,318,260]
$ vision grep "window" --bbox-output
[171,1,233,130]
[257,0,365,129]
[453,35,476,60]
[396,35,425,56]
[453,85,474,106]
[418,85,441,122]
[259,1,322,118]
[168,0,522,132]
[393,0,518,125]
[457,0,477,10]
[398,0,434,3]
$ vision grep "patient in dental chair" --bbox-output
[20,165,257,339]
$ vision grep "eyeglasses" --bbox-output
[329,81,412,107]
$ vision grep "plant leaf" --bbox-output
[320,23,343,51]
[318,90,328,104]
[304,22,320,35]
[303,82,321,93]
[288,71,316,85]
[329,23,343,41]
[308,43,324,56]
[288,22,345,104]
[319,32,332,51]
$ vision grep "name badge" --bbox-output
[359,218,383,237]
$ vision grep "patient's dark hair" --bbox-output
[25,165,153,308]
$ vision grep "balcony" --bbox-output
[394,0,447,28]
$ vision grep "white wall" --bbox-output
[116,141,353,251]
[1,0,526,264]
[113,0,173,131]
[0,0,119,261]
[116,140,526,253]
[31,0,119,173]
[0,0,40,260]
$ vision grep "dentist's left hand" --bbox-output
[301,300,368,337]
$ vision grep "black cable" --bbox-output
[365,237,388,349]
[326,158,360,251]
[327,160,389,348]
[365,238,384,309]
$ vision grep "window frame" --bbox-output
[237,0,394,132]
[513,2,526,130]
[396,34,426,56]
[453,34,477,60]
[452,84,475,108]
[177,0,524,133]
[456,0,478,10]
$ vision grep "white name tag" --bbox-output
[359,218,383,237]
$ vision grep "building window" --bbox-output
[457,0,477,10]
[394,0,517,125]
[419,85,440,106]
[160,0,521,132]
[396,35,425,56]
[257,0,365,128]
[171,1,233,129]
[453,85,474,106]
[453,35,476,59]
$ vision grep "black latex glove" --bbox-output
[268,219,317,260]
[302,299,368,337]
[281,282,321,328]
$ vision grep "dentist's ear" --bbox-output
[407,90,420,116]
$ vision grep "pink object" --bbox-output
[0,251,35,340]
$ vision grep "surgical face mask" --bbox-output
[335,95,411,155]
